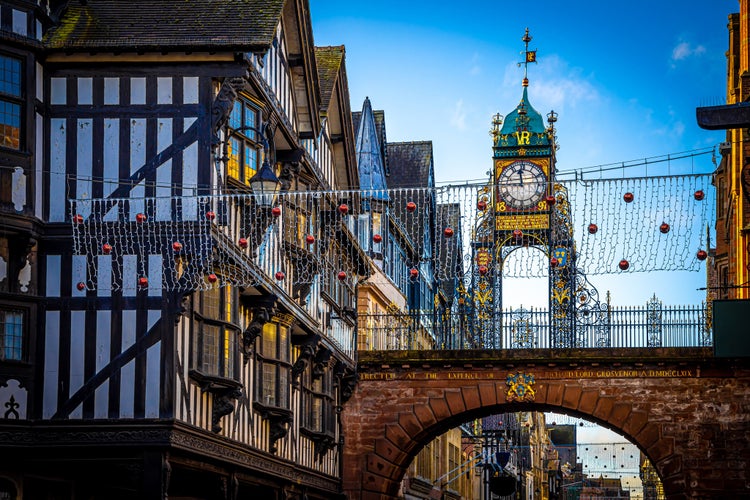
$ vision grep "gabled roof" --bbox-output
[385,141,433,189]
[315,45,344,112]
[45,0,285,52]
[354,97,389,198]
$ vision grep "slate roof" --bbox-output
[45,0,285,52]
[354,97,388,198]
[385,141,433,189]
[315,46,344,111]
[352,108,388,174]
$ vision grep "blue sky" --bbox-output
[310,1,734,306]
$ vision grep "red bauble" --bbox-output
[618,259,630,271]
[136,213,147,223]
[102,243,112,254]
[73,214,84,224]
[271,206,282,217]
[409,268,419,279]
[337,271,347,281]
[406,201,417,213]
[207,273,218,283]
[373,234,383,243]
[513,229,523,239]
[338,203,349,215]
[659,222,670,234]
[545,195,556,206]
[275,271,285,281]
[588,223,598,234]
[443,227,454,238]
[238,237,248,248]
[478,265,489,276]
[477,200,487,211]
[696,249,708,261]
[76,282,86,291]
[305,234,315,245]
[550,257,559,267]
[694,190,705,201]
[623,192,634,203]
[138,277,149,288]
[206,211,216,220]
[172,241,183,252]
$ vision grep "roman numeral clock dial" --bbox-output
[497,160,547,210]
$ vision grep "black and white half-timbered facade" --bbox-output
[0,1,364,498]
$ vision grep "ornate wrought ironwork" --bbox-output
[647,294,663,347]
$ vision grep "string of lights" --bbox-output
[71,173,715,291]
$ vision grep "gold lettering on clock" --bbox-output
[514,131,531,145]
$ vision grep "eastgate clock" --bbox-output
[497,160,547,209]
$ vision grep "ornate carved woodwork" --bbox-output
[211,78,246,149]
[241,299,277,363]
[188,370,243,433]
[291,335,320,385]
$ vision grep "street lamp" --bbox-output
[249,157,280,207]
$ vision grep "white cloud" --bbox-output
[671,41,706,66]
[499,55,601,115]
[450,99,466,130]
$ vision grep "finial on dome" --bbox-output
[518,28,537,87]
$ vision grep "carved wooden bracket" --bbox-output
[188,370,243,433]
[211,77,246,150]
[312,346,332,379]
[254,404,293,453]
[241,298,277,363]
[291,335,320,386]
[335,363,358,403]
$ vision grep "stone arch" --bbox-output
[342,357,750,500]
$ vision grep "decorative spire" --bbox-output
[518,27,537,87]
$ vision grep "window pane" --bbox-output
[262,363,276,406]
[202,287,220,319]
[0,99,20,150]
[201,324,219,374]
[243,144,257,183]
[229,102,241,130]
[278,326,288,362]
[0,56,21,97]
[227,137,240,180]
[222,329,235,379]
[262,322,276,357]
[243,106,257,140]
[278,366,289,408]
[312,397,322,432]
[1,310,23,361]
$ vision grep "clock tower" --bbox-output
[470,29,589,349]
[491,28,555,234]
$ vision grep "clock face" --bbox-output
[497,160,547,209]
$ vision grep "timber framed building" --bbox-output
[0,0,364,498]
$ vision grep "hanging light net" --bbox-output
[70,173,715,292]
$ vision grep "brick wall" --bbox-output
[341,349,750,499]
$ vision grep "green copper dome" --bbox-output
[493,86,551,157]
[500,87,547,138]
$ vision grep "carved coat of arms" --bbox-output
[506,372,536,402]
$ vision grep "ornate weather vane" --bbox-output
[517,27,537,87]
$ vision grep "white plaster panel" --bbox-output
[43,311,59,418]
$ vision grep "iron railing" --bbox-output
[356,304,712,351]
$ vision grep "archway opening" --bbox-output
[398,409,664,500]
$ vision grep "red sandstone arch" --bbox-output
[341,352,750,500]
